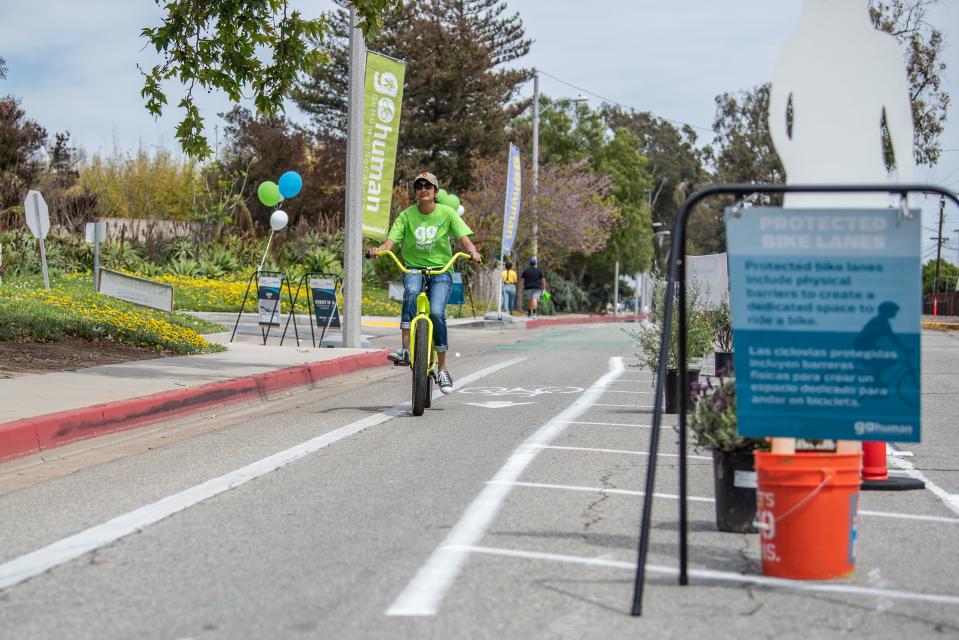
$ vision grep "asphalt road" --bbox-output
[1,323,958,638]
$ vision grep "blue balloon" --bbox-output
[278,171,303,198]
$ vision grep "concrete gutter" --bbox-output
[0,350,388,463]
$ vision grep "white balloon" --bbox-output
[270,210,289,231]
[457,205,465,215]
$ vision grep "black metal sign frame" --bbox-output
[630,183,959,616]
[286,272,343,348]
[229,270,299,346]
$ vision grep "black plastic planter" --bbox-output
[713,351,734,376]
[712,450,757,533]
[664,368,700,414]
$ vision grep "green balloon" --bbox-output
[258,181,281,207]
[435,189,449,204]
[445,194,460,211]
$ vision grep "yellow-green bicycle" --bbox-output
[375,249,470,416]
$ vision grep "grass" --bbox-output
[0,271,404,352]
[0,275,226,354]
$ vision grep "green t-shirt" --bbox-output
[387,203,473,269]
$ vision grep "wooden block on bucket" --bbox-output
[836,440,861,454]
[771,438,796,455]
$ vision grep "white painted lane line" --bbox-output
[450,545,959,607]
[604,390,655,394]
[533,445,711,461]
[887,444,959,516]
[499,480,959,524]
[857,509,959,524]
[386,357,625,617]
[590,403,648,408]
[563,420,655,427]
[491,480,714,503]
[0,357,527,593]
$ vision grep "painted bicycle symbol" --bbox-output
[458,386,584,398]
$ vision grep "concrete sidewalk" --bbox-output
[0,340,390,463]
[0,313,624,464]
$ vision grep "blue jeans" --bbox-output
[401,272,452,352]
[502,283,516,312]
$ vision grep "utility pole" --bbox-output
[343,6,366,348]
[531,69,540,261]
[613,260,620,317]
[933,194,945,295]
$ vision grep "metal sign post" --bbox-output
[85,221,106,292]
[630,183,959,617]
[24,190,50,289]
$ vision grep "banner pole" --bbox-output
[497,257,504,319]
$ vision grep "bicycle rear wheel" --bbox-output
[412,320,430,415]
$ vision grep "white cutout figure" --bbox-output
[768,0,915,208]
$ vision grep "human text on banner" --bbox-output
[726,208,921,442]
[361,52,406,241]
[500,143,522,256]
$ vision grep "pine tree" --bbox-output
[294,0,531,191]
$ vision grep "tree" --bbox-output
[600,107,706,231]
[78,148,198,221]
[509,98,607,167]
[0,96,47,218]
[709,0,950,187]
[295,0,531,190]
[462,155,619,269]
[140,0,396,158]
[707,84,784,185]
[922,259,958,295]
[0,57,7,80]
[588,128,655,276]
[219,106,346,230]
[871,0,950,167]
[37,132,98,232]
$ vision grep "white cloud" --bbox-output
[0,0,956,254]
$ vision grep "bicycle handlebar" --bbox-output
[371,249,471,275]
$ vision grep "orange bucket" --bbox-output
[754,451,862,580]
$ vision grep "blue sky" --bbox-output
[1,0,957,258]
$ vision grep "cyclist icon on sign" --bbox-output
[853,301,917,407]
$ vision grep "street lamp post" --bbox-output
[530,69,588,261]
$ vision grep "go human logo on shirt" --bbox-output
[414,225,438,250]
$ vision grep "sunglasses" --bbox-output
[413,182,434,191]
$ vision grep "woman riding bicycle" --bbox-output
[370,171,481,395]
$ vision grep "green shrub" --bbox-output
[167,256,201,276]
[631,279,713,370]
[542,270,589,313]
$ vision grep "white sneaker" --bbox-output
[388,348,409,365]
[438,370,454,394]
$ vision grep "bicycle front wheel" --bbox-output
[412,320,431,416]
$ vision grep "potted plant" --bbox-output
[689,375,769,533]
[634,279,713,413]
[709,295,734,375]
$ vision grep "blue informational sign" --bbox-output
[726,208,921,442]
[257,276,282,326]
[449,272,465,305]
[310,277,341,328]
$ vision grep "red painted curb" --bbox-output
[0,349,390,464]
[526,315,626,330]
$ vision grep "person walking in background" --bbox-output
[520,257,546,319]
[501,258,518,314]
